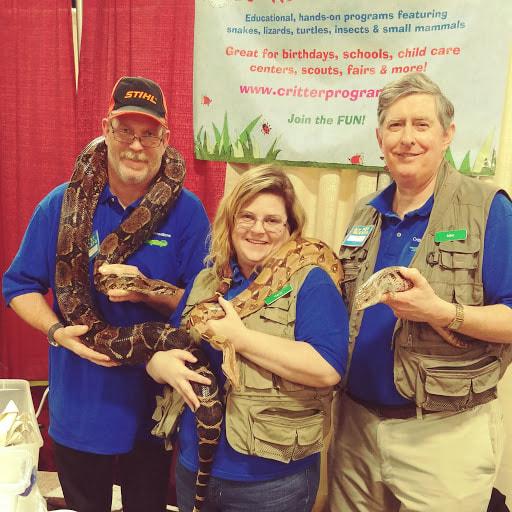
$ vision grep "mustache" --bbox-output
[120,150,149,162]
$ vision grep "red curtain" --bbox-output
[0,0,77,379]
[1,1,226,379]
[77,0,226,218]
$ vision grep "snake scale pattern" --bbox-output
[55,137,220,511]
[54,137,345,511]
[354,266,468,348]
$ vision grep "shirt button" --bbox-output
[396,232,402,238]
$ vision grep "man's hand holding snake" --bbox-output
[54,324,120,367]
[382,267,456,327]
[98,262,184,315]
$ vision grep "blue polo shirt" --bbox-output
[171,262,348,481]
[347,183,512,406]
[3,182,210,454]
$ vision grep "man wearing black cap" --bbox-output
[3,76,210,511]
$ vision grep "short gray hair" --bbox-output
[377,73,454,131]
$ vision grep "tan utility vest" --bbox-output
[163,265,334,463]
[339,161,512,413]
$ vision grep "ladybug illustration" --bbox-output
[261,122,272,135]
[348,154,364,165]
[202,95,212,106]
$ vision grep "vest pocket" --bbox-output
[249,407,324,463]
[243,360,274,389]
[260,299,291,324]
[151,386,185,449]
[437,238,480,270]
[416,357,500,412]
[251,298,293,338]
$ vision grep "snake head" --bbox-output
[354,266,413,310]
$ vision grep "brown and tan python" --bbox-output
[55,137,222,512]
[112,237,343,512]
[354,266,468,348]
[185,236,344,388]
[54,136,344,511]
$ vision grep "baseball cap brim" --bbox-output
[109,106,168,128]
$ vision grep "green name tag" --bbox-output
[264,283,293,305]
[434,229,467,243]
[145,239,168,248]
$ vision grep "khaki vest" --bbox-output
[339,161,512,412]
[159,265,334,463]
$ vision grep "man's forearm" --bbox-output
[9,292,59,334]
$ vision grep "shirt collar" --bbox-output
[230,259,257,286]
[98,184,143,210]
[98,184,115,204]
[369,182,433,219]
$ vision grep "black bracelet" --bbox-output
[48,322,65,347]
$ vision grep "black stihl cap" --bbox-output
[107,76,168,128]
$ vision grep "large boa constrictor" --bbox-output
[55,137,221,512]
[55,137,344,511]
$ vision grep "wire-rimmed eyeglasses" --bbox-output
[109,123,163,148]
[235,212,288,234]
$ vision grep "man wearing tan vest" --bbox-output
[328,72,512,511]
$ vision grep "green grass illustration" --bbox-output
[195,112,282,163]
[195,112,497,176]
[445,131,496,177]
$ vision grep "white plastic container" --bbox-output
[0,380,46,512]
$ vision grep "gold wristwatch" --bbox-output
[447,303,464,331]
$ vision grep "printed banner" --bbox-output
[194,0,512,173]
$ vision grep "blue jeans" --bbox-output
[175,458,320,512]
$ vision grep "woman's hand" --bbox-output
[206,297,248,350]
[146,350,211,411]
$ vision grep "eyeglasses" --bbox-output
[235,212,288,234]
[109,123,163,148]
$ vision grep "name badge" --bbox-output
[434,229,467,243]
[145,239,169,248]
[342,225,374,247]
[264,283,293,305]
[89,230,100,259]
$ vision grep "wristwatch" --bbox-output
[447,303,464,331]
[48,322,64,347]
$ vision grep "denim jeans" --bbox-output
[175,458,320,512]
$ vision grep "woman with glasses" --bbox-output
[147,165,349,512]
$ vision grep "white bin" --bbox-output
[0,380,46,512]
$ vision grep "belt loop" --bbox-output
[416,406,423,420]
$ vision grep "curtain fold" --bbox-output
[0,0,77,379]
[77,0,226,218]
